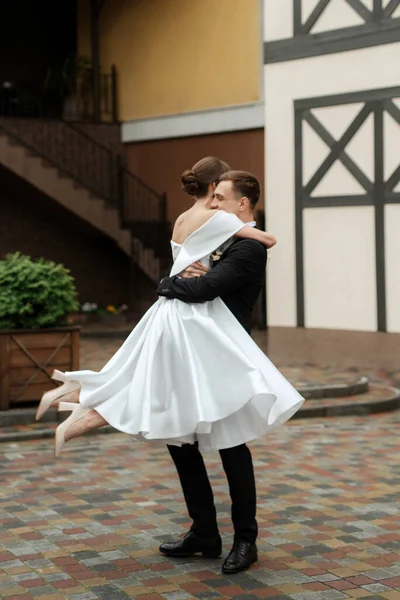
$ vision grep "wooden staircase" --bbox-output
[0,118,171,289]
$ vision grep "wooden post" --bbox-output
[255,210,267,330]
[0,334,10,410]
[116,154,124,221]
[129,235,137,318]
[111,65,118,123]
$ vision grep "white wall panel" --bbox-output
[303,207,377,330]
[264,0,292,41]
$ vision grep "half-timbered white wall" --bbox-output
[264,1,400,333]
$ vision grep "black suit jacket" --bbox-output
[157,239,267,334]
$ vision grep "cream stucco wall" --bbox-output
[303,206,377,331]
[264,43,400,332]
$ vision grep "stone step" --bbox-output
[0,374,371,430]
[293,384,400,419]
[280,367,369,398]
[295,377,368,399]
[0,384,399,443]
[0,422,115,444]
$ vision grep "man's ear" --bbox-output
[239,197,250,212]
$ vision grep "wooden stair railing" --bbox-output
[0,117,171,283]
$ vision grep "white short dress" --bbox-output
[61,212,304,451]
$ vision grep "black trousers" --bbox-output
[167,442,258,544]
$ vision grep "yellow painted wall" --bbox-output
[77,0,91,57]
[78,0,260,121]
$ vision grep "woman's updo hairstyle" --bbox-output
[181,156,231,198]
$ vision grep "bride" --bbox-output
[37,157,304,455]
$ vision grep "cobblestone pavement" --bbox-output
[2,411,400,599]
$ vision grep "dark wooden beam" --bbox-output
[345,0,373,21]
[384,0,400,18]
[304,105,372,196]
[302,0,331,34]
[293,0,303,35]
[303,110,373,193]
[373,0,383,20]
[373,103,387,332]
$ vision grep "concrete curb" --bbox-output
[0,425,116,444]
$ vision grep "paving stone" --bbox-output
[162,592,196,599]
[21,585,57,596]
[1,352,400,600]
[89,586,132,599]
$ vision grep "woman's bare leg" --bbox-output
[64,389,80,403]
[64,409,108,442]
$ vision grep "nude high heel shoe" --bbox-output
[54,402,91,456]
[36,370,80,421]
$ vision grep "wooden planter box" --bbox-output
[68,313,128,327]
[0,326,80,410]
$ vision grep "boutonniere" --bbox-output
[210,250,223,268]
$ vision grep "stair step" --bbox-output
[0,384,399,443]
[103,201,118,210]
[297,377,369,399]
[7,137,23,147]
[294,384,400,418]
[280,367,369,398]
[0,422,116,444]
[1,384,398,433]
[41,158,53,169]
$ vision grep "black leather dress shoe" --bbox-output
[222,540,258,574]
[159,531,222,558]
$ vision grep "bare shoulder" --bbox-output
[171,210,189,240]
[173,210,189,228]
[172,208,219,244]
[195,207,219,226]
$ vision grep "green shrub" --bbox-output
[0,253,79,330]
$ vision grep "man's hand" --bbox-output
[157,240,267,303]
[181,261,210,279]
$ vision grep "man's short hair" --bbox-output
[218,170,260,208]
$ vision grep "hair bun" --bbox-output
[181,169,200,196]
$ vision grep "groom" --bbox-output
[156,170,271,574]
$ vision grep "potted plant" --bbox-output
[44,54,92,120]
[0,253,80,410]
[68,302,129,327]
[62,54,92,120]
